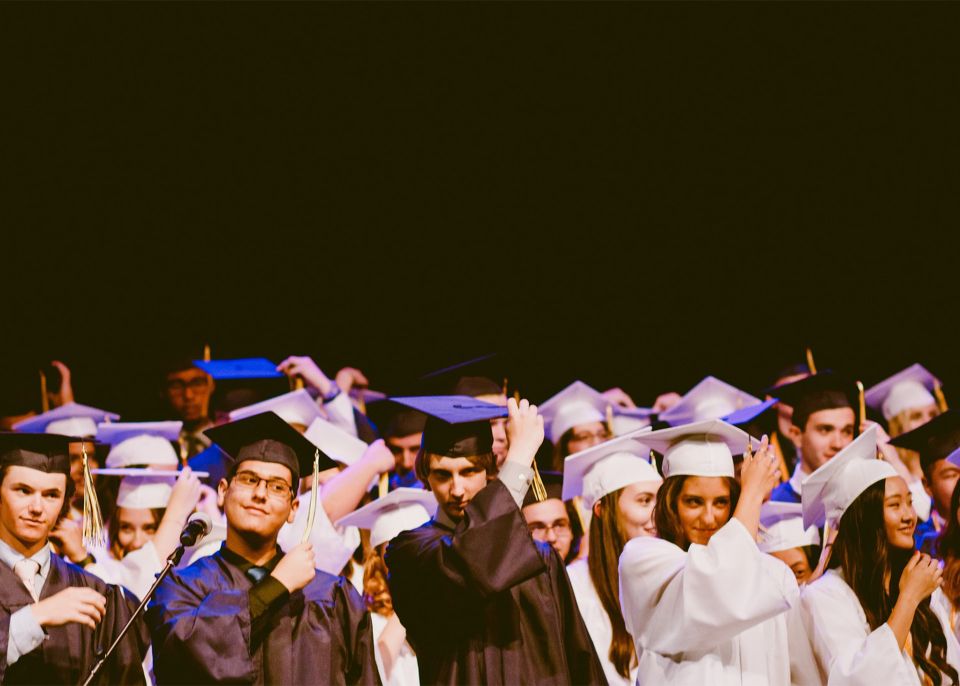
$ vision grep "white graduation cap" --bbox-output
[658,376,761,427]
[13,402,120,437]
[98,421,183,469]
[758,501,820,553]
[304,417,367,467]
[116,474,176,509]
[639,419,758,479]
[801,425,897,530]
[864,363,940,422]
[610,407,655,437]
[228,389,324,428]
[562,430,661,509]
[539,381,608,444]
[335,488,437,548]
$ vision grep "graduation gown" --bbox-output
[802,568,960,685]
[0,553,148,686]
[618,518,804,685]
[147,546,379,685]
[384,479,605,686]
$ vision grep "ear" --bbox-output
[287,496,299,525]
[786,423,803,449]
[592,501,603,518]
[921,474,933,499]
[217,478,228,509]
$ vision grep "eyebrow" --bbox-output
[236,470,291,485]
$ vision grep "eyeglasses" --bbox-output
[166,378,210,395]
[232,471,293,499]
[527,520,572,539]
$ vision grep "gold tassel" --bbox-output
[770,432,790,482]
[378,472,389,499]
[605,404,615,437]
[530,461,547,502]
[357,393,368,416]
[202,344,212,362]
[935,381,949,413]
[856,380,866,434]
[300,448,321,544]
[805,347,818,375]
[39,370,50,413]
[178,439,189,468]
[81,442,105,548]
[571,495,588,534]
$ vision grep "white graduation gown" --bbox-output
[619,518,800,685]
[371,612,420,686]
[566,557,637,686]
[802,568,960,685]
[276,486,360,576]
[87,541,164,600]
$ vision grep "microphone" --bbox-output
[179,512,213,547]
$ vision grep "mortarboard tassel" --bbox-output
[81,442,105,548]
[530,461,547,502]
[856,380,866,435]
[357,392,368,416]
[605,404,615,437]
[178,439,189,469]
[935,381,949,413]
[378,473,389,499]
[571,495,588,535]
[770,432,790,482]
[805,347,818,375]
[202,344,212,362]
[301,448,321,544]
[39,370,50,413]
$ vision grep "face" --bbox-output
[790,407,856,472]
[677,476,732,546]
[770,547,813,584]
[490,419,508,468]
[218,460,298,541]
[387,433,422,474]
[523,498,572,559]
[566,421,611,456]
[115,507,158,555]
[616,481,661,540]
[883,476,916,550]
[927,459,960,519]
[898,403,940,434]
[425,455,488,522]
[0,466,67,551]
[165,368,214,423]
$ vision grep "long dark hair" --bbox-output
[587,489,635,679]
[829,480,957,685]
[937,480,960,607]
[653,475,740,551]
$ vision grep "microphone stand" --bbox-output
[79,543,188,686]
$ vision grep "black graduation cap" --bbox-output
[415,352,514,398]
[522,470,563,508]
[203,411,336,486]
[389,396,507,458]
[888,410,960,470]
[366,399,428,440]
[0,432,73,476]
[768,372,859,430]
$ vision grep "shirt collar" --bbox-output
[788,462,808,496]
[0,537,51,576]
[219,542,283,572]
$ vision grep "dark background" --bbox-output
[2,4,959,419]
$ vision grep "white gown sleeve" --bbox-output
[619,517,797,656]
[323,392,359,437]
[277,486,359,575]
[86,541,164,600]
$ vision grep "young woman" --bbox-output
[801,426,960,685]
[935,478,960,643]
[758,501,821,585]
[539,381,611,469]
[562,435,663,686]
[618,420,805,685]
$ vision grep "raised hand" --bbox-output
[739,435,779,503]
[652,392,682,413]
[504,397,544,468]
[334,367,369,395]
[49,517,88,564]
[31,587,106,630]
[270,542,316,593]
[167,467,203,520]
[899,551,943,603]
[276,356,333,396]
[602,387,636,409]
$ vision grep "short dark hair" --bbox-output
[414,449,497,485]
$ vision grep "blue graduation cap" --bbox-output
[722,398,779,428]
[389,395,507,457]
[194,358,284,380]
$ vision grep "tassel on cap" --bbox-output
[935,381,949,413]
[300,448,321,544]
[81,442,105,548]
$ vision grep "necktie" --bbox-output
[14,559,40,602]
[247,566,269,584]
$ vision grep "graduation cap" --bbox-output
[335,487,437,547]
[228,389,325,428]
[888,409,960,471]
[864,364,942,422]
[522,470,564,508]
[539,381,608,445]
[188,444,231,486]
[721,398,779,428]
[768,371,859,430]
[304,417,368,467]
[658,376,761,427]
[366,399,428,440]
[801,426,896,529]
[758,501,820,553]
[97,421,183,469]
[639,419,758,479]
[193,357,284,380]
[13,402,120,437]
[562,432,661,509]
[389,396,506,458]
[417,352,508,397]
[610,407,656,437]
[115,474,177,510]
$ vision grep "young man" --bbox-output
[146,412,378,684]
[889,410,960,554]
[385,396,605,685]
[0,433,147,685]
[520,471,579,564]
[768,373,859,503]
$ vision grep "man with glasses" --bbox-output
[161,359,215,459]
[146,412,378,685]
[521,471,580,564]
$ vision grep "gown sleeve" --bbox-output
[277,486,360,576]
[335,576,380,685]
[618,517,797,656]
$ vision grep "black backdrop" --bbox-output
[2,4,959,420]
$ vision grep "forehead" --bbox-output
[806,406,856,427]
[620,481,663,497]
[235,459,294,483]
[679,476,730,498]
[427,455,481,472]
[884,475,910,497]
[2,465,68,491]
[387,433,423,448]
[117,507,159,524]
[570,421,606,435]
[167,368,209,382]
[522,498,567,522]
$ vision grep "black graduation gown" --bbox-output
[385,479,607,686]
[0,553,148,686]
[146,548,379,685]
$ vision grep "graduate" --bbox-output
[0,432,148,685]
[657,375,761,427]
[146,411,378,685]
[520,471,582,564]
[337,488,437,686]
[758,501,821,585]
[384,395,605,685]
[539,381,611,469]
[561,433,663,686]
[618,420,807,685]
[800,426,960,685]
[933,462,960,643]
[366,401,427,490]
